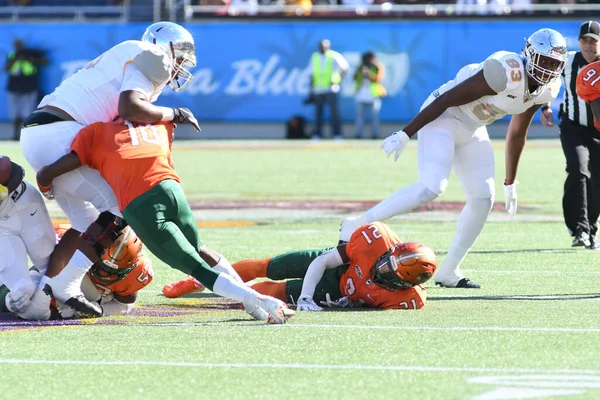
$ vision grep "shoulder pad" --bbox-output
[132,48,171,86]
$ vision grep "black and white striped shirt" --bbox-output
[560,51,598,128]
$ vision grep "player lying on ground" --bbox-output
[0,224,153,319]
[0,156,56,318]
[36,120,294,323]
[164,222,437,311]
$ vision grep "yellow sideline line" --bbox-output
[50,218,255,228]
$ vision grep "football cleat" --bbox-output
[435,278,481,289]
[572,232,591,248]
[43,283,102,318]
[162,276,205,298]
[259,295,295,324]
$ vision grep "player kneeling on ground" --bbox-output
[164,222,437,311]
[36,121,294,324]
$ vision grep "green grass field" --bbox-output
[1,139,599,400]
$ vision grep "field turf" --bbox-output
[1,139,598,400]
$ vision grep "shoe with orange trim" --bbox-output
[162,276,205,298]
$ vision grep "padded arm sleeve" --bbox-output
[482,58,508,94]
[299,248,344,299]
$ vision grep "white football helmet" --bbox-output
[524,28,568,86]
[141,21,197,92]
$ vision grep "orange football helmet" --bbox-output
[90,226,145,285]
[371,242,437,291]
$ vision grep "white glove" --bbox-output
[504,181,518,216]
[380,130,410,161]
[6,291,32,313]
[319,294,352,308]
[297,295,323,311]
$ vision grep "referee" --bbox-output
[543,21,600,249]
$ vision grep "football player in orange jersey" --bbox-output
[164,222,436,311]
[0,223,152,319]
[35,121,294,324]
[53,224,153,318]
[577,60,600,129]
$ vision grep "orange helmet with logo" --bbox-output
[370,242,437,291]
[90,226,145,285]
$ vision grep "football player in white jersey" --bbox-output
[339,28,568,288]
[0,156,57,317]
[18,22,201,316]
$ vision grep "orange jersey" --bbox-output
[54,224,153,297]
[576,60,600,130]
[89,256,153,297]
[70,121,180,210]
[339,222,426,310]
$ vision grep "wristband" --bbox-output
[504,179,515,185]
[541,104,551,112]
[38,182,52,192]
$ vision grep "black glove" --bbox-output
[172,108,200,132]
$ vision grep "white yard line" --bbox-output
[0,359,597,374]
[102,320,600,333]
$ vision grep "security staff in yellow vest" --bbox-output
[353,51,386,139]
[4,40,47,141]
[308,39,349,140]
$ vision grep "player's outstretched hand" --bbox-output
[381,130,410,161]
[172,108,200,132]
[297,295,323,311]
[504,181,518,216]
[320,294,353,308]
[36,167,54,200]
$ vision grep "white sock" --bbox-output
[212,273,257,303]
[213,256,244,284]
[436,196,492,282]
[53,250,93,286]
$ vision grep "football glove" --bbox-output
[172,108,200,132]
[319,294,352,308]
[381,130,410,161]
[297,295,323,311]
[0,184,8,201]
[6,290,32,314]
[504,180,518,216]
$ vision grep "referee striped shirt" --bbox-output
[560,51,597,127]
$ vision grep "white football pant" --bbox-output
[348,111,495,285]
[20,121,121,232]
[0,181,56,299]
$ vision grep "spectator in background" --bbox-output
[308,39,349,140]
[353,51,386,139]
[542,21,600,249]
[4,40,47,141]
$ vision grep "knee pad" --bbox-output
[80,211,128,258]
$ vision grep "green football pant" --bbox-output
[266,248,347,304]
[122,180,219,290]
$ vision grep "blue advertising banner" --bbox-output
[0,20,586,123]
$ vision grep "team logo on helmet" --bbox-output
[370,242,437,291]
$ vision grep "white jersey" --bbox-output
[39,40,171,126]
[427,51,562,129]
